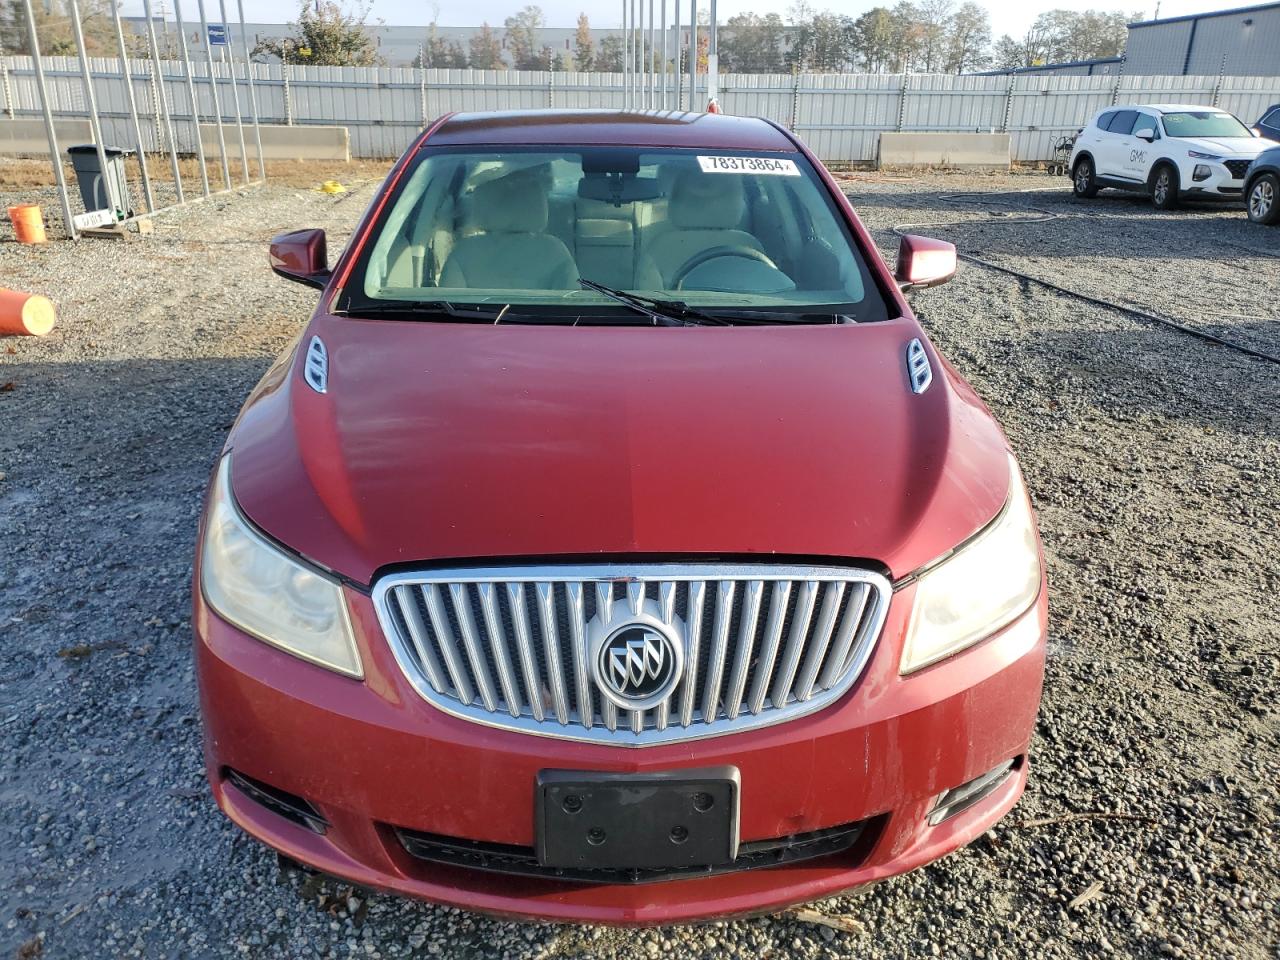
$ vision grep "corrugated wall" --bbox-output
[3,56,1278,163]
[1125,21,1197,76]
[1183,6,1280,77]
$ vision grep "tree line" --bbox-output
[722,2,1135,73]
[0,0,1136,74]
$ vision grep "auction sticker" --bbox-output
[697,155,800,176]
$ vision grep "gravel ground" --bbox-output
[1,170,1277,960]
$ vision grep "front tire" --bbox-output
[1150,164,1179,211]
[1073,157,1099,198]
[1246,173,1280,226]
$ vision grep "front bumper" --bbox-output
[1183,160,1248,196]
[195,578,1047,925]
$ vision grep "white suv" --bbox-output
[1069,104,1270,210]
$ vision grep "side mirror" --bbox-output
[269,229,330,289]
[895,234,956,292]
[1135,128,1156,142]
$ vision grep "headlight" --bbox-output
[900,456,1041,674]
[1187,151,1222,161]
[200,456,362,677]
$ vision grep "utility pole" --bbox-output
[707,0,717,104]
[688,0,697,112]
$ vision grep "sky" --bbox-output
[122,0,1261,43]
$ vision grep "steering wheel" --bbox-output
[671,245,780,290]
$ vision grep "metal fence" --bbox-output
[5,56,1279,165]
[1,0,265,239]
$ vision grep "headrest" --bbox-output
[669,170,746,229]
[472,171,549,233]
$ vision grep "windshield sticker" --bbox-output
[697,156,801,176]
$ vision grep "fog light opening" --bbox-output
[1192,165,1212,182]
[928,757,1020,826]
[224,768,328,834]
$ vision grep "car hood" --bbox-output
[229,314,1011,586]
[1179,135,1269,157]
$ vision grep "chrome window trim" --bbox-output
[371,562,892,748]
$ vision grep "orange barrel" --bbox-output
[0,289,56,336]
[7,204,47,245]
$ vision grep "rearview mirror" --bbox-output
[269,229,330,289]
[1135,128,1156,142]
[894,234,956,292]
[578,174,663,205]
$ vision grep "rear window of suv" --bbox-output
[1106,111,1138,134]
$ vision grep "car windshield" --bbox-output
[342,146,889,323]
[1162,111,1252,139]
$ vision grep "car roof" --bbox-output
[1144,104,1229,114]
[426,109,798,152]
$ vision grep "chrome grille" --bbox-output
[371,564,891,746]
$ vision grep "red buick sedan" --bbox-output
[194,110,1047,924]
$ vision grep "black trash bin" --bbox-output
[66,144,133,219]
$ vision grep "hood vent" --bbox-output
[905,338,932,394]
[303,336,328,394]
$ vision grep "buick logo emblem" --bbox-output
[594,623,682,711]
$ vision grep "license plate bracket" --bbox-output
[536,767,740,871]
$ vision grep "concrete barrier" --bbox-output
[0,118,93,157]
[199,123,350,162]
[0,119,350,162]
[878,132,1011,171]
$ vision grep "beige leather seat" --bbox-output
[574,197,663,290]
[440,172,578,290]
[644,171,763,286]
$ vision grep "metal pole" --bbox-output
[112,0,155,212]
[632,0,640,108]
[707,0,718,104]
[692,0,701,110]
[237,0,266,181]
[219,0,249,185]
[173,0,211,197]
[638,0,645,108]
[142,0,186,205]
[68,0,112,214]
[282,48,293,125]
[674,0,681,109]
[1,59,13,120]
[196,0,232,189]
[418,43,428,123]
[648,0,656,109]
[622,0,630,109]
[661,0,668,109]
[20,0,76,238]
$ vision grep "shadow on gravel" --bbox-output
[0,355,279,652]
[977,321,1280,438]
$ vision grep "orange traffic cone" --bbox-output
[7,204,47,244]
[0,289,56,336]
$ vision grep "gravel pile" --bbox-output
[1,171,1277,959]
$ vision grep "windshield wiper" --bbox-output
[695,308,858,325]
[579,280,857,326]
[577,278,733,326]
[341,301,518,322]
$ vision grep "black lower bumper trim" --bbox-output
[396,818,874,885]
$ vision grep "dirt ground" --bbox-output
[0,168,1277,959]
